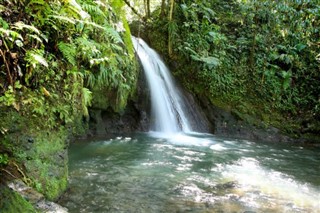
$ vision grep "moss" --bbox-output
[0,184,37,213]
[1,108,70,201]
[21,129,69,200]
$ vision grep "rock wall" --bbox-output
[87,53,302,143]
[0,109,70,201]
[88,67,150,136]
[197,95,295,143]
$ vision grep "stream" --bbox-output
[59,132,320,213]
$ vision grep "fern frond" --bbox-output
[0,28,23,41]
[25,49,48,68]
[104,26,123,44]
[84,70,96,88]
[27,0,46,7]
[27,34,43,43]
[81,2,106,19]
[75,37,102,59]
[97,66,109,86]
[66,0,90,19]
[50,15,76,24]
[58,42,77,66]
[81,87,92,117]
[12,21,41,35]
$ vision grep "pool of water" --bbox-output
[59,132,320,213]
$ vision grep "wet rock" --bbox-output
[88,68,150,135]
[8,180,68,213]
[214,181,238,190]
[27,137,34,143]
[197,95,296,142]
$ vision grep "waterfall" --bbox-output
[132,37,193,133]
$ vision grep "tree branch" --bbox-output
[0,49,13,86]
[123,0,144,20]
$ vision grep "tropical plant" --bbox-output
[129,0,320,134]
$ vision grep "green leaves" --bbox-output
[190,55,220,69]
[0,0,138,131]
[81,87,92,118]
[58,42,77,66]
[25,50,48,68]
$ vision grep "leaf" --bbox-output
[295,43,306,52]
[191,54,220,68]
[15,39,24,47]
[41,87,51,97]
[0,5,6,13]
[200,56,220,66]
[25,50,48,73]
[58,42,76,66]
[32,52,48,67]
[50,15,76,24]
[0,28,23,40]
[281,71,292,90]
[13,21,41,35]
[82,87,92,117]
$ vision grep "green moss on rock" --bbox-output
[1,108,70,201]
[21,129,69,200]
[0,185,37,213]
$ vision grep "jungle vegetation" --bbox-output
[0,0,138,189]
[0,0,319,200]
[127,0,320,137]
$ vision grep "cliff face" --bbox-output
[88,64,301,143]
[0,0,139,209]
[88,64,150,136]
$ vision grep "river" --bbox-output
[59,132,320,212]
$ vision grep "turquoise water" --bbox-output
[59,133,320,213]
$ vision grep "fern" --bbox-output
[27,34,43,43]
[12,21,41,35]
[50,15,77,24]
[81,2,106,19]
[104,26,123,44]
[0,28,23,41]
[75,37,102,61]
[84,70,96,88]
[58,42,77,66]
[25,49,48,68]
[97,66,109,87]
[24,50,47,85]
[81,87,92,118]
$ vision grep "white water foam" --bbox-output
[221,157,320,212]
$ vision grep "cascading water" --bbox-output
[132,37,193,133]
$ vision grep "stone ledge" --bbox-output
[8,180,68,213]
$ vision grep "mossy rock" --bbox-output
[22,130,69,200]
[0,184,37,213]
[2,120,69,201]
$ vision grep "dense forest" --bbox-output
[0,0,319,211]
[131,0,319,137]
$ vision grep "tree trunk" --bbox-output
[160,0,166,17]
[146,0,150,18]
[168,0,174,57]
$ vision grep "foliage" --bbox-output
[136,0,320,135]
[0,0,138,129]
[0,0,138,199]
[0,185,37,213]
[0,153,9,166]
